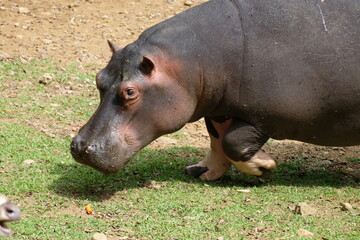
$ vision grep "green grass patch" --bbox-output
[0,58,90,84]
[347,158,360,163]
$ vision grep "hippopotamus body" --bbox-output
[71,0,360,180]
[0,195,20,237]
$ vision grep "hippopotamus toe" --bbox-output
[184,165,209,178]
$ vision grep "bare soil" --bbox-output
[1,0,359,179]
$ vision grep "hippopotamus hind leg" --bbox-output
[185,118,276,180]
[223,119,277,176]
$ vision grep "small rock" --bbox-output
[144,180,163,190]
[167,0,176,3]
[42,39,52,44]
[340,202,353,212]
[22,24,31,30]
[68,3,80,8]
[217,237,224,240]
[155,136,178,145]
[39,73,54,85]
[20,57,29,63]
[317,160,332,166]
[42,11,52,16]
[296,228,315,238]
[0,52,10,61]
[92,233,107,240]
[18,7,30,14]
[23,159,36,166]
[184,0,193,6]
[237,189,251,193]
[222,190,230,196]
[294,202,317,216]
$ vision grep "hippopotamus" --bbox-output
[0,195,20,237]
[71,0,360,181]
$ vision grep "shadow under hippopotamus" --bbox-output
[54,142,359,201]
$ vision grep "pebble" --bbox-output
[42,39,53,44]
[39,73,54,85]
[23,159,36,166]
[237,189,251,193]
[144,180,163,190]
[18,7,30,14]
[294,202,317,216]
[0,52,10,61]
[155,136,178,145]
[340,202,353,212]
[42,11,52,16]
[184,0,193,6]
[297,228,315,238]
[92,232,107,240]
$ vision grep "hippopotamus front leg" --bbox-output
[186,118,276,180]
[185,118,232,180]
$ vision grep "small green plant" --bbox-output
[347,158,360,163]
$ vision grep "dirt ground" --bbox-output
[0,0,206,66]
[1,0,359,179]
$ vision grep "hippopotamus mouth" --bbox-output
[70,136,138,174]
[73,153,131,174]
[0,221,12,236]
[0,195,21,237]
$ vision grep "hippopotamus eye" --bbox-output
[118,84,140,105]
[121,87,139,101]
[126,88,135,96]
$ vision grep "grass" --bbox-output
[0,59,359,239]
[347,158,360,163]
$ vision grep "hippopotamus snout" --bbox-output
[70,134,129,174]
[0,195,21,237]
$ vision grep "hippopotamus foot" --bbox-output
[185,148,232,181]
[228,149,276,176]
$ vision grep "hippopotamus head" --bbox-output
[0,195,21,237]
[70,41,198,174]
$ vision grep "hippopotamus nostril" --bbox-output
[85,144,97,154]
[5,204,20,219]
[70,136,93,156]
[70,139,77,153]
[70,136,81,153]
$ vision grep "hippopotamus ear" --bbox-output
[107,40,121,53]
[140,56,155,75]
